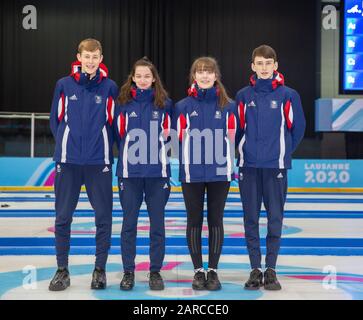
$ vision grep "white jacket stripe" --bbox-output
[279,103,286,168]
[102,125,110,165]
[160,113,167,177]
[61,125,70,163]
[238,104,247,167]
[183,114,191,183]
[225,112,232,180]
[122,113,129,177]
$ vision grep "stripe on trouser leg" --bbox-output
[194,226,201,254]
[212,226,219,254]
[190,227,195,254]
[216,226,220,254]
[194,227,198,254]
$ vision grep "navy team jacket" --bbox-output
[50,61,118,165]
[235,71,306,169]
[173,84,238,183]
[115,87,173,178]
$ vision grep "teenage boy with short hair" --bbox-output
[48,38,118,291]
[236,45,305,290]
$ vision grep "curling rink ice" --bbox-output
[1,189,363,300]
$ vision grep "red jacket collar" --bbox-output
[70,61,109,83]
[249,71,285,90]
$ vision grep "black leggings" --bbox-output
[182,181,230,269]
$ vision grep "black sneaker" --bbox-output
[149,271,164,290]
[205,270,221,291]
[49,267,70,291]
[91,267,107,290]
[192,271,206,290]
[244,268,263,290]
[120,271,135,291]
[264,268,282,290]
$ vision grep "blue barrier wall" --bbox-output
[1,157,362,188]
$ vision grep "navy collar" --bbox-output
[70,61,108,89]
[131,86,154,102]
[249,71,285,93]
[78,69,101,87]
[188,82,219,101]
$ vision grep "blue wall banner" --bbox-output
[315,99,363,132]
[0,158,362,189]
[288,160,363,188]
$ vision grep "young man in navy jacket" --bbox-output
[48,38,118,291]
[236,45,305,290]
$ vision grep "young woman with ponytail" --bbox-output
[173,57,238,291]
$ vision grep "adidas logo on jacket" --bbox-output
[115,87,173,178]
[173,84,238,183]
[50,61,118,165]
[236,71,306,169]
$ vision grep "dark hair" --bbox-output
[118,57,168,108]
[252,45,277,63]
[189,56,231,108]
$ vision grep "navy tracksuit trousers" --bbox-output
[118,177,170,272]
[238,167,287,269]
[54,163,113,269]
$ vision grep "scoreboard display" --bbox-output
[340,0,363,94]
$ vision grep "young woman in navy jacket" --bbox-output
[115,57,173,291]
[173,57,238,291]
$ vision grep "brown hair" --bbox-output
[78,38,102,55]
[252,45,277,63]
[118,57,168,108]
[189,57,231,108]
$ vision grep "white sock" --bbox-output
[194,267,205,273]
[207,268,217,273]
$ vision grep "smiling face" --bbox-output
[132,66,155,90]
[77,49,103,78]
[193,67,217,89]
[251,56,278,80]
